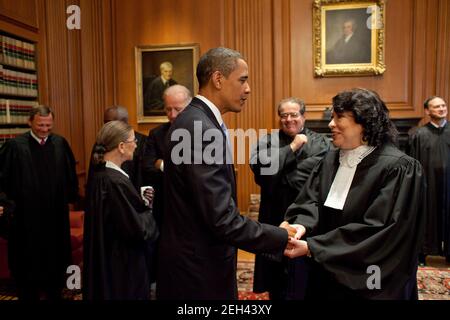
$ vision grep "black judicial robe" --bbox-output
[0,132,78,288]
[250,128,330,295]
[83,165,159,300]
[285,144,426,299]
[409,122,450,257]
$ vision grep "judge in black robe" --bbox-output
[250,98,330,299]
[83,121,158,300]
[409,96,450,262]
[0,106,78,300]
[284,89,426,300]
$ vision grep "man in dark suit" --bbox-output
[326,19,371,64]
[143,84,192,227]
[156,47,299,300]
[142,85,191,284]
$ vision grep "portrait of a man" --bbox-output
[136,44,199,122]
[325,8,372,65]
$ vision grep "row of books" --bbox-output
[0,99,38,124]
[0,65,38,97]
[0,34,36,70]
[0,127,29,147]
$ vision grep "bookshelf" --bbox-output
[0,30,38,147]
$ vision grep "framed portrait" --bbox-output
[135,43,199,123]
[313,0,386,77]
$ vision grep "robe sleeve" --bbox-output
[62,138,79,203]
[109,179,159,244]
[299,157,426,298]
[250,133,298,187]
[285,134,330,192]
[284,159,323,234]
[86,173,158,246]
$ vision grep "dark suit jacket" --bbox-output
[142,122,171,227]
[156,97,288,300]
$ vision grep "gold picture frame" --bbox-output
[135,43,199,123]
[313,0,386,77]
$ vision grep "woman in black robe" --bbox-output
[284,89,426,299]
[83,121,158,300]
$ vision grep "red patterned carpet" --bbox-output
[1,258,448,300]
[237,260,269,300]
[417,266,450,300]
[236,259,450,300]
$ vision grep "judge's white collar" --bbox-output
[324,145,376,210]
[430,119,447,128]
[339,145,376,167]
[105,161,129,179]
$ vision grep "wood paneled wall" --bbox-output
[1,0,449,211]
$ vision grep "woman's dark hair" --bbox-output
[92,120,132,165]
[332,88,398,147]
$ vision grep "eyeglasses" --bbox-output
[123,138,138,144]
[279,112,301,119]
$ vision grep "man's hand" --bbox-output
[279,221,306,240]
[279,221,297,238]
[143,188,155,204]
[290,134,308,152]
[284,238,309,258]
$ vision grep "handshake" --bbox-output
[279,221,310,259]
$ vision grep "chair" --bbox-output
[70,211,84,267]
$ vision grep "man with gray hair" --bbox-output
[156,47,300,300]
[409,96,450,264]
[0,105,79,300]
[142,84,191,284]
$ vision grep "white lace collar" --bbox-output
[339,145,376,167]
[324,145,376,210]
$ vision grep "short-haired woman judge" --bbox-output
[284,89,425,300]
[83,120,158,300]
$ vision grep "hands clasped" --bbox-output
[279,221,309,259]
